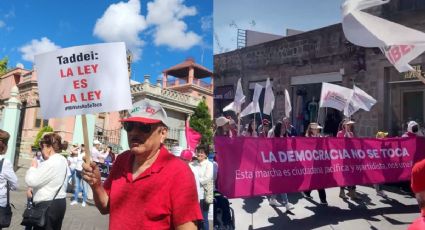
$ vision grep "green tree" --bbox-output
[33,126,53,149]
[0,57,8,75]
[189,99,213,148]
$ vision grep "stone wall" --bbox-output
[214,1,425,137]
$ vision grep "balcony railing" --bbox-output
[166,78,212,91]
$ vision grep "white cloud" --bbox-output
[19,37,61,62]
[201,15,212,31]
[0,20,5,28]
[147,0,201,50]
[93,0,147,61]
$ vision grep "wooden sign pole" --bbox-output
[82,114,91,163]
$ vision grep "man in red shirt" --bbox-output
[82,99,202,229]
[408,159,425,230]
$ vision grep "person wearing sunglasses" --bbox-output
[82,99,202,230]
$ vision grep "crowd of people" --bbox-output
[214,114,424,213]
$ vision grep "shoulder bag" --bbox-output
[21,165,67,227]
[201,179,214,204]
[0,158,13,228]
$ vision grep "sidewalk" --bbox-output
[7,158,109,230]
[229,185,419,230]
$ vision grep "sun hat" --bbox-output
[216,116,230,127]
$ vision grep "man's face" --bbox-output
[264,124,270,132]
[124,122,168,155]
[0,140,7,155]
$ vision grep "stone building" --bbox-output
[0,58,212,166]
[214,0,425,137]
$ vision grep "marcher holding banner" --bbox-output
[242,120,258,137]
[268,121,295,211]
[337,119,360,200]
[302,123,328,205]
[408,159,425,229]
[373,131,389,198]
[215,116,232,137]
[82,99,202,229]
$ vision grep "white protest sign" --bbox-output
[35,42,132,119]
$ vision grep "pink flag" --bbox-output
[185,120,201,151]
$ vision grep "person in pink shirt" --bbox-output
[337,119,360,200]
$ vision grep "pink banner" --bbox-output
[215,136,425,198]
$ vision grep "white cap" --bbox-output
[216,116,230,127]
[309,123,323,129]
[407,121,419,133]
[121,99,168,127]
[93,140,101,145]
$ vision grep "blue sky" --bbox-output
[214,0,344,54]
[0,0,213,83]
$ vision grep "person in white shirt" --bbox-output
[67,143,79,185]
[195,145,213,230]
[70,144,88,207]
[25,132,69,229]
[91,140,102,163]
[0,129,18,209]
[180,150,203,201]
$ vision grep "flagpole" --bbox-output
[237,113,241,136]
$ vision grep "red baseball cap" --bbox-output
[411,159,425,193]
[120,99,168,126]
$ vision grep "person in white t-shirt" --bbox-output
[70,143,88,207]
[67,143,79,185]
[91,140,102,163]
[25,133,69,229]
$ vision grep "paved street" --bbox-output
[230,185,420,230]
[7,158,109,230]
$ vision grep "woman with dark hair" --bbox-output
[24,132,69,229]
[242,120,258,137]
[302,123,328,204]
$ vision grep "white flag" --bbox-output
[319,82,353,111]
[344,85,377,117]
[342,0,425,72]
[284,89,291,118]
[263,78,275,115]
[240,83,263,117]
[222,78,246,113]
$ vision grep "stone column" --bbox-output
[162,73,168,88]
[179,128,187,149]
[188,67,194,84]
[2,86,21,165]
